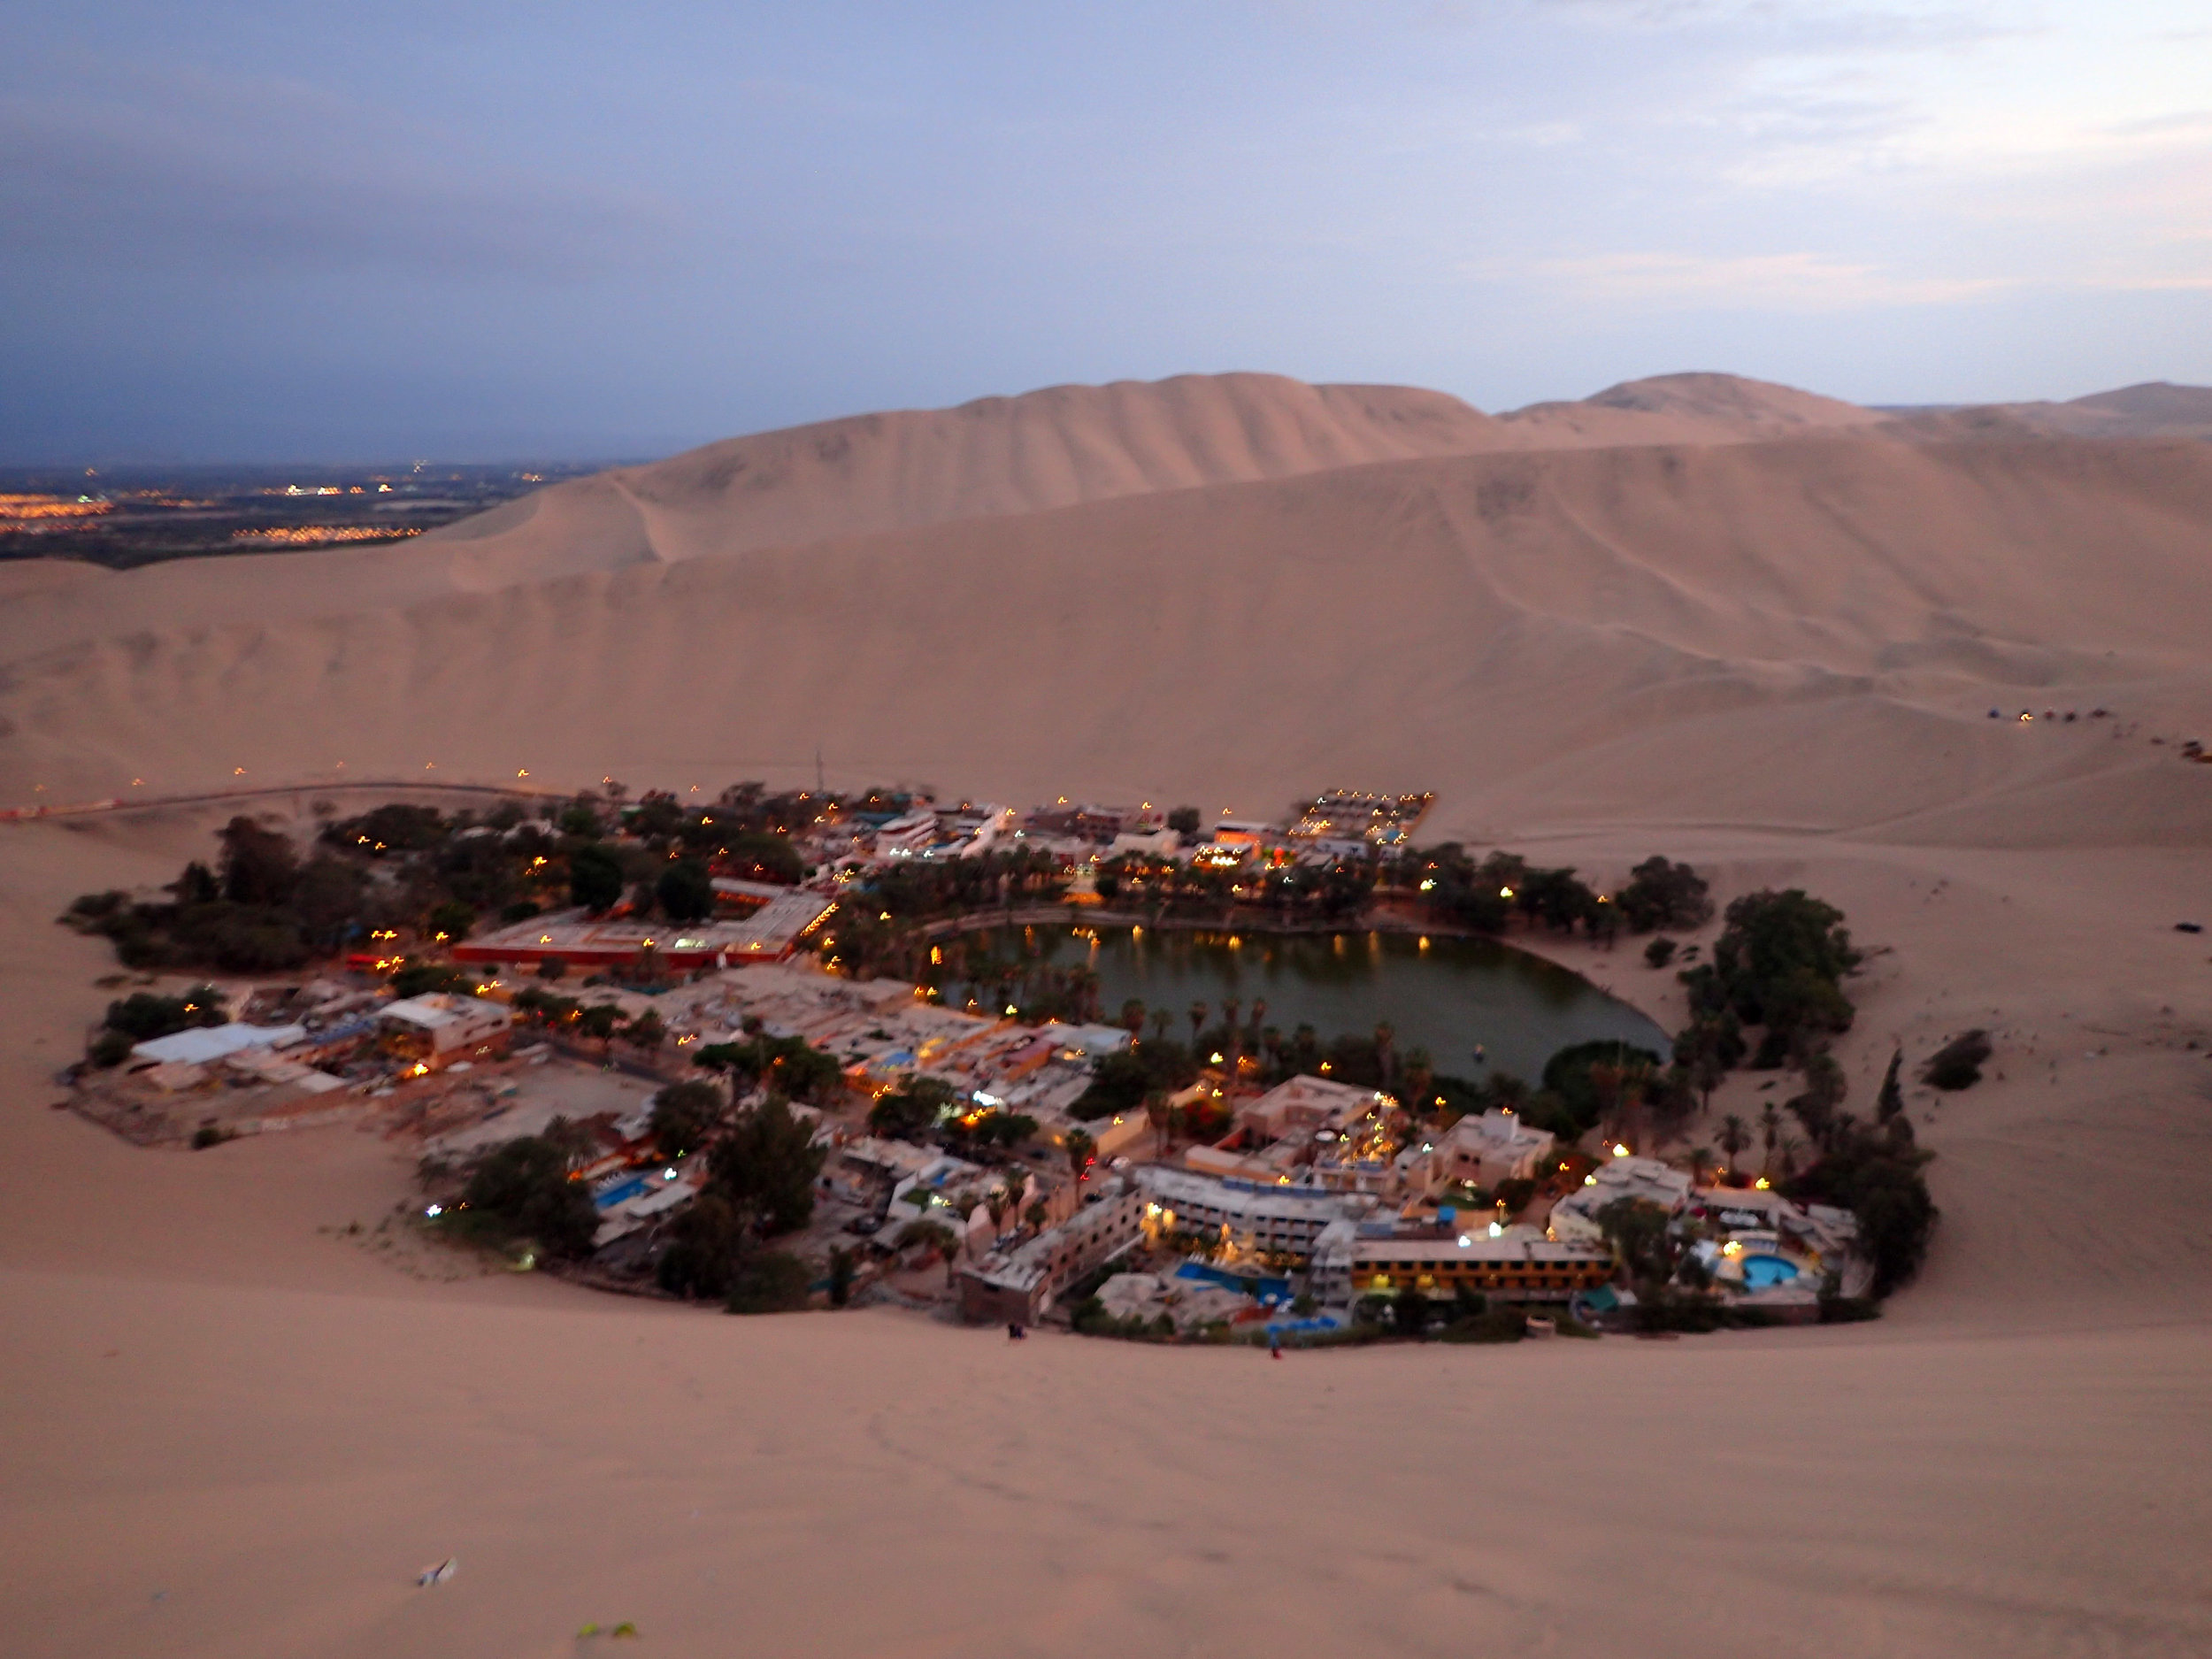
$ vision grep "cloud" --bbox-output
[0,67,678,280]
[1500,250,2008,310]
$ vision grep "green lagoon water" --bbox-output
[973,925,1668,1084]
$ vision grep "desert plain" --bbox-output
[2,372,2208,1657]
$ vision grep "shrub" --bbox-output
[1440,1305,1528,1343]
[425,900,476,941]
[726,1249,813,1314]
[104,987,227,1041]
[190,1125,234,1150]
[1921,1030,1992,1091]
[88,1028,135,1068]
[1644,936,1678,969]
[390,960,472,998]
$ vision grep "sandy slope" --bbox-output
[3,372,2210,1656]
[5,429,2210,841]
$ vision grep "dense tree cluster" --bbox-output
[1614,856,1714,933]
[444,1131,602,1261]
[1684,889,1860,1067]
[81,983,230,1067]
[694,1033,843,1104]
[57,781,840,985]
[653,1091,827,1310]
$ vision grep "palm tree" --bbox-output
[1688,1144,1715,1187]
[1150,1009,1173,1044]
[1373,1021,1396,1087]
[1759,1103,1781,1173]
[1401,1046,1435,1118]
[1144,1087,1173,1155]
[1717,1112,1749,1172]
[1120,998,1147,1039]
[1248,998,1267,1043]
[1777,1134,1803,1180]
[1188,1000,1210,1049]
[1220,999,1241,1063]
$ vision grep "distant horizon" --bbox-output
[4,367,2205,472]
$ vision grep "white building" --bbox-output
[378,994,512,1063]
[957,1176,1147,1325]
[1134,1165,1379,1262]
[1414,1109,1557,1194]
[127,1021,305,1071]
[1548,1154,1694,1243]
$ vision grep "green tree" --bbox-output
[1166,806,1202,836]
[710,1095,826,1235]
[1786,1123,1938,1296]
[1065,1128,1095,1179]
[656,858,716,924]
[576,1003,623,1049]
[870,1075,956,1141]
[1617,856,1713,933]
[1598,1196,1674,1288]
[568,843,626,913]
[649,1080,726,1157]
[218,816,299,907]
[1717,1112,1750,1171]
[827,1245,857,1308]
[1876,1048,1906,1121]
[657,1192,752,1300]
[459,1135,599,1260]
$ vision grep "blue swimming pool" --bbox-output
[1175,1260,1293,1302]
[1741,1254,1800,1291]
[594,1176,648,1210]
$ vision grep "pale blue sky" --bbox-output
[4,1,2208,460]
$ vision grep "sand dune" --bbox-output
[6,425,2208,844]
[4,371,2210,1657]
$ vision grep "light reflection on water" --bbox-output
[972,925,1668,1083]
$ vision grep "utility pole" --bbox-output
[815,744,825,797]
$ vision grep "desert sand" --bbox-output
[3,373,2208,1657]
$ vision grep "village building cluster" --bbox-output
[63,777,1875,1339]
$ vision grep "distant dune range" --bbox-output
[4,372,2212,1659]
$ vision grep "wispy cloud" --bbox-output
[1501,250,2008,310]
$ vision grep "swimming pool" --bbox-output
[594,1176,649,1210]
[1740,1254,1800,1291]
[1175,1260,1293,1303]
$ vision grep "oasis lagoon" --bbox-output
[968,925,1668,1085]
